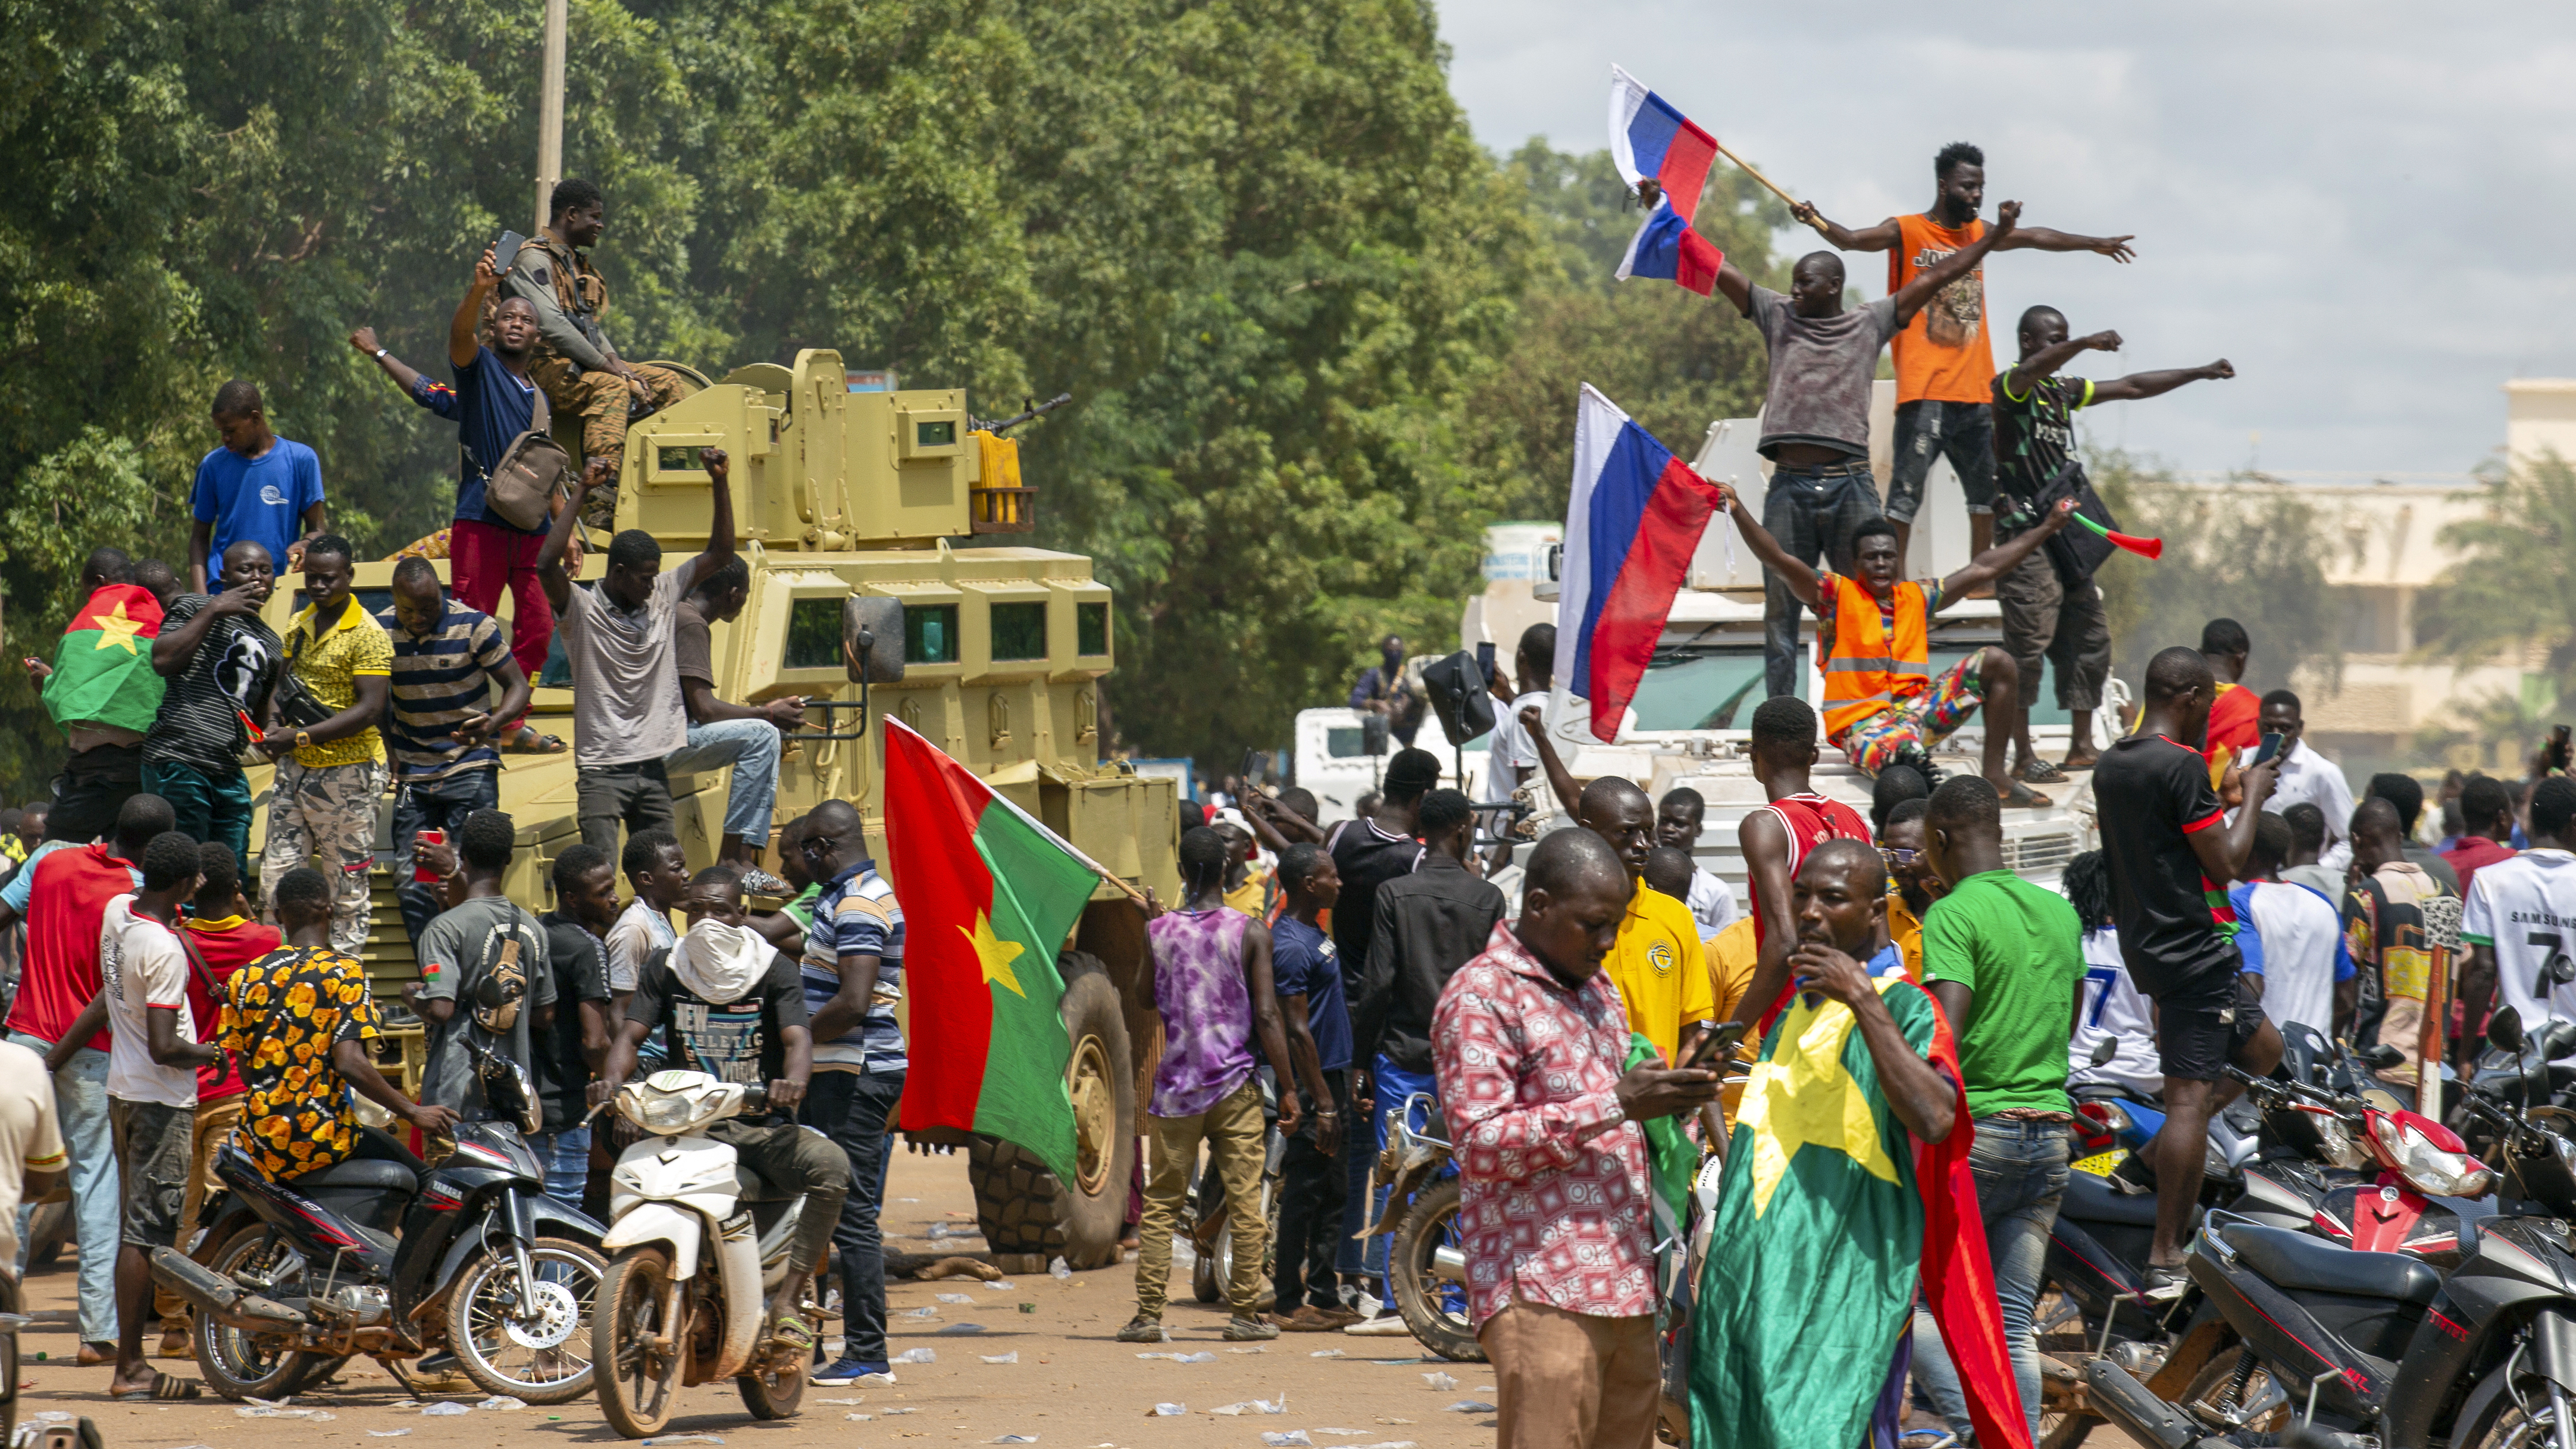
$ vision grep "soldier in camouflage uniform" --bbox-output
[502,178,694,524]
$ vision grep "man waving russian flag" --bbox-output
[1555,385,1726,743]
[1610,65,1726,295]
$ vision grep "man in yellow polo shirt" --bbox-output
[255,535,393,954]
[1576,779,1713,1063]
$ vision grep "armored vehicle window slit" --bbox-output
[782,598,843,671]
[907,605,960,665]
[991,602,1047,661]
[1076,603,1109,657]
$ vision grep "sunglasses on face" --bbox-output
[1879,847,1922,868]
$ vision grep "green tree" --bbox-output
[2092,450,2344,694]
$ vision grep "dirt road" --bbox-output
[9,1146,1495,1448]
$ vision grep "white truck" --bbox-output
[1295,384,2105,898]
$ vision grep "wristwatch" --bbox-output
[373,348,389,361]
[295,730,312,750]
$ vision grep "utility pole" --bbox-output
[534,0,567,236]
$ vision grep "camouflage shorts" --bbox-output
[260,756,386,956]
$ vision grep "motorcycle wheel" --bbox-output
[1192,1173,1282,1308]
[594,1247,683,1439]
[192,1224,319,1401]
[2037,1412,2094,1448]
[2460,1363,2564,1447]
[737,1347,806,1420]
[283,1354,353,1395]
[1389,1178,1484,1364]
[447,1236,607,1406]
[2182,1348,2286,1438]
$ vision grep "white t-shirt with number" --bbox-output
[2463,848,2576,1029]
[2070,927,2162,1097]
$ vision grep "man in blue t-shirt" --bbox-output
[1267,843,1355,1329]
[794,800,909,1384]
[444,248,575,747]
[189,381,327,594]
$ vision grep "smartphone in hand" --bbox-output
[493,230,527,277]
[2552,724,2571,771]
[1676,1019,1746,1071]
[2251,731,2286,766]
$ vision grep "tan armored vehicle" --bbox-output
[248,350,1175,1272]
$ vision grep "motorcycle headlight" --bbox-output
[619,1081,724,1135]
[2389,1121,2496,1197]
[2312,1112,2371,1172]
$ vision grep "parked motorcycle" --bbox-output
[1362,1091,1478,1363]
[150,1039,606,1404]
[2084,1005,2576,1449]
[591,1069,816,1438]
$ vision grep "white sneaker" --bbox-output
[1344,1315,1414,1337]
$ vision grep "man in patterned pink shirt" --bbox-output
[1432,828,1720,1448]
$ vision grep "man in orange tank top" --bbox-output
[1791,142,2136,569]
[1724,489,2074,809]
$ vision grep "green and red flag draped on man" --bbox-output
[881,716,1099,1186]
[43,583,164,735]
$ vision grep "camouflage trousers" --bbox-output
[260,756,386,956]
[527,356,693,524]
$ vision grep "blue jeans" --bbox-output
[1910,1118,2070,1441]
[1760,461,1884,698]
[803,1069,902,1366]
[663,718,782,845]
[9,1035,117,1344]
[527,1125,592,1205]
[1885,399,1998,524]
[389,768,502,957]
[1359,1055,1437,1284]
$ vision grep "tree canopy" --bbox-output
[0,0,1783,784]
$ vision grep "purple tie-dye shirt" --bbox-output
[1146,908,1254,1117]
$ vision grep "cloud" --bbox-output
[1436,2,2576,476]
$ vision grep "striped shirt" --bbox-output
[803,860,906,1074]
[377,601,510,783]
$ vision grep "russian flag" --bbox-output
[1555,385,1726,743]
[1608,64,1718,227]
[1616,203,1724,295]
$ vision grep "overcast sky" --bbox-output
[1435,2,2576,479]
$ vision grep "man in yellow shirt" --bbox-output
[255,536,393,954]
[1578,780,1713,1063]
[1703,915,1758,1126]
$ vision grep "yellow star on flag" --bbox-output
[961,909,1026,998]
[1736,985,1904,1218]
[88,600,145,655]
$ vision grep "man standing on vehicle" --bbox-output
[1910,775,2087,1443]
[255,533,393,955]
[668,557,807,891]
[1791,142,2136,569]
[501,180,691,497]
[796,801,909,1384]
[2093,646,2286,1297]
[1720,488,2076,806]
[595,867,846,1358]
[145,541,281,874]
[1121,828,1304,1346]
[1728,696,1874,1037]
[187,381,327,597]
[27,549,163,847]
[381,555,534,962]
[1439,827,1717,1448]
[1705,198,2026,700]
[537,450,738,858]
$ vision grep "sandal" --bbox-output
[768,1312,816,1353]
[503,725,568,755]
[2017,757,2070,785]
[114,1370,205,1401]
[1997,781,2054,809]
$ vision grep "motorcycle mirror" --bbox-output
[2534,1019,2576,1063]
[2089,1035,2118,1068]
[2550,953,2576,987]
[2492,1004,2527,1053]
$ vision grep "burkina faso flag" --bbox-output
[881,716,1101,1184]
[45,584,164,736]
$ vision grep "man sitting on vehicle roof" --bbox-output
[1720,487,2076,808]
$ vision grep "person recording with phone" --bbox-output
[2256,688,2356,875]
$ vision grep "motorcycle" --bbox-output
[590,1069,818,1438]
[2084,1005,2576,1449]
[1361,1091,1478,1363]
[150,1038,607,1404]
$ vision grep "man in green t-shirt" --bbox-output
[1907,774,2086,1444]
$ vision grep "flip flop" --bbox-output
[115,1370,205,1401]
[1998,781,2054,809]
[503,726,568,755]
[768,1313,817,1353]
[2017,758,2071,785]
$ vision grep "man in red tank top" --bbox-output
[1731,696,1874,1031]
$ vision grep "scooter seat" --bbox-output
[2221,1222,2440,1305]
[292,1158,418,1194]
[2060,1164,2162,1228]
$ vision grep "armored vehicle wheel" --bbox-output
[969,961,1135,1272]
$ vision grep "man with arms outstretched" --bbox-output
[1989,310,2233,781]
[1791,142,2136,567]
[2093,646,2286,1297]
[1721,487,2077,805]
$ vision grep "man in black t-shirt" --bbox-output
[593,866,848,1352]
[1990,308,2233,782]
[534,843,616,1207]
[2093,646,2282,1295]
[142,540,281,876]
